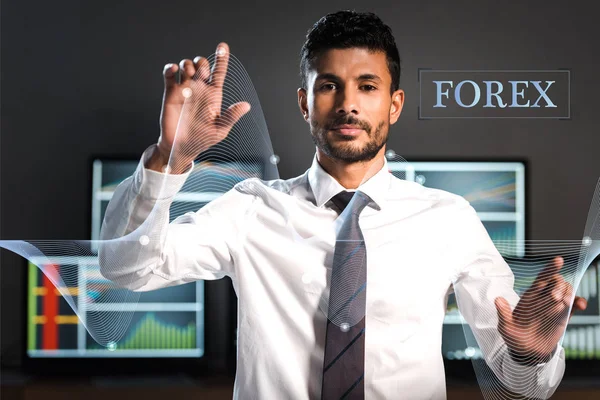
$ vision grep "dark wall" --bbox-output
[2,0,599,366]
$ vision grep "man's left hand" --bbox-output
[494,256,587,362]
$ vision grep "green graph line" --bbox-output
[88,313,196,350]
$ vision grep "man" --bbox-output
[100,10,587,400]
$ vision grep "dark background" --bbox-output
[2,0,599,397]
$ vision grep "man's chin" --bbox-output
[326,145,378,162]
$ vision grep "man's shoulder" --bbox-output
[232,170,310,200]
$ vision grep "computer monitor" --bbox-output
[26,258,204,358]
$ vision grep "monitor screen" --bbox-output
[26,258,203,358]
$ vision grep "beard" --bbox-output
[310,114,389,163]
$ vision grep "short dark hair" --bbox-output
[299,10,401,94]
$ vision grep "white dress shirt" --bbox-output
[99,144,565,400]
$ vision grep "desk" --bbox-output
[2,371,600,400]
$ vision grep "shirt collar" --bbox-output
[307,153,390,211]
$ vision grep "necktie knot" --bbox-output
[331,190,371,215]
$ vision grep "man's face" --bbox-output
[298,48,404,163]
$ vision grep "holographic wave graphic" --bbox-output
[1,47,599,399]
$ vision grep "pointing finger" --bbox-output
[210,42,230,90]
[210,42,231,117]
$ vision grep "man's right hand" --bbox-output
[146,42,251,174]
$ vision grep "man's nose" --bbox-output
[335,87,360,115]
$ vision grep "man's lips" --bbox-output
[330,125,364,135]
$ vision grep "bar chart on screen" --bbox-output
[27,257,204,358]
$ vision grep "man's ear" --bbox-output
[298,88,309,121]
[390,89,405,125]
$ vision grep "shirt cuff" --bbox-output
[499,344,565,398]
[504,343,565,378]
[508,344,560,367]
[132,144,193,200]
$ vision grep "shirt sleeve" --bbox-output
[450,198,565,399]
[98,144,255,292]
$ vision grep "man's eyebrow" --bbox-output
[314,73,382,82]
[315,73,341,81]
[357,73,382,82]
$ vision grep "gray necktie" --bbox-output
[321,190,371,400]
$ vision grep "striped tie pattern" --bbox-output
[321,190,371,400]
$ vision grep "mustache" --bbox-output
[328,115,371,133]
